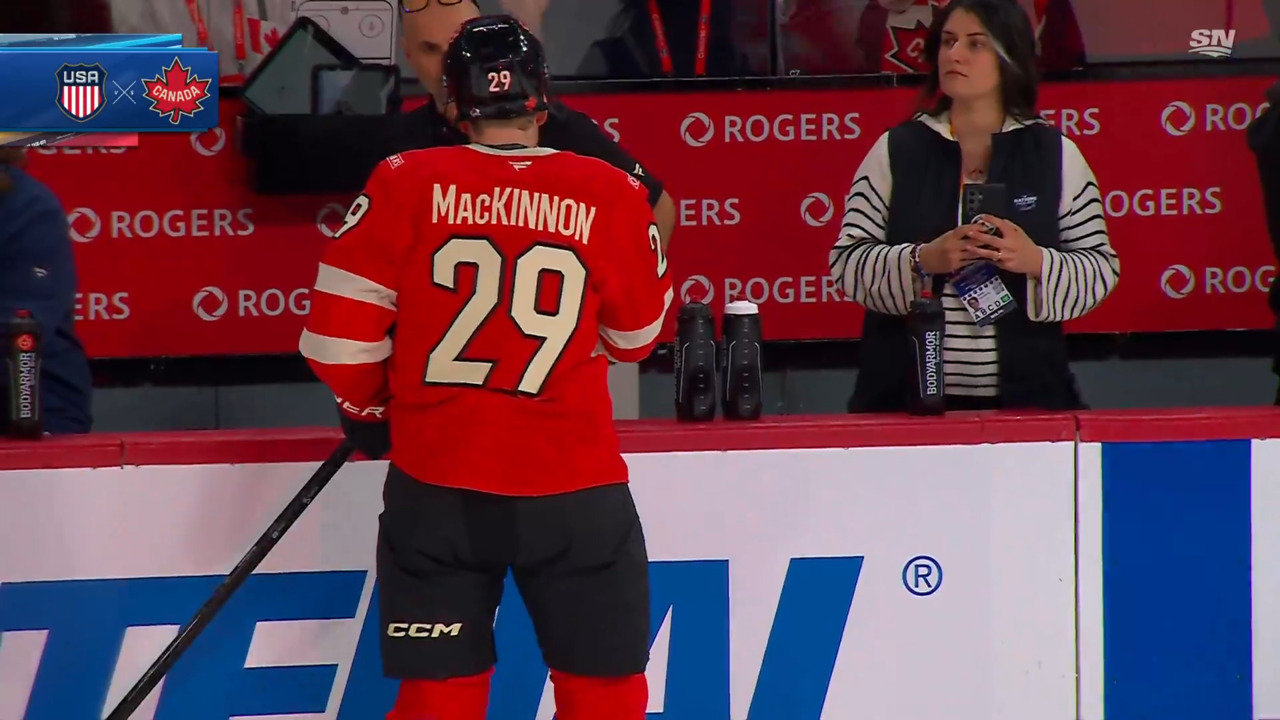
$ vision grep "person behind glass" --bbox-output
[781,0,1081,75]
[576,0,756,79]
[246,0,676,251]
[1246,78,1280,402]
[829,0,1119,413]
[0,149,92,434]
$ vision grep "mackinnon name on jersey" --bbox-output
[432,184,598,244]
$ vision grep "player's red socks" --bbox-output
[384,669,645,719]
[549,670,648,720]
[386,669,492,720]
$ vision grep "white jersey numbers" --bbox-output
[332,194,370,239]
[424,235,587,396]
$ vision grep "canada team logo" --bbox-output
[883,0,946,73]
[55,63,108,122]
[142,58,212,125]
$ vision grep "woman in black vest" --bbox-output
[829,0,1118,413]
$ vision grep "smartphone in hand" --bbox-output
[961,183,1008,241]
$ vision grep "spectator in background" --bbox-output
[829,0,1117,412]
[778,0,870,74]
[1234,0,1280,58]
[244,0,676,248]
[0,0,112,33]
[574,0,758,78]
[781,0,1083,74]
[1246,79,1280,403]
[857,0,952,73]
[0,150,92,434]
[1065,0,1224,61]
[1030,0,1086,70]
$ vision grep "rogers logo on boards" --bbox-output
[190,127,227,156]
[680,112,714,147]
[1160,100,1270,136]
[1160,264,1275,299]
[74,292,130,320]
[1104,187,1222,217]
[678,198,741,226]
[680,274,715,304]
[67,208,102,243]
[67,208,255,240]
[679,111,861,147]
[679,274,853,305]
[1160,264,1195,299]
[1039,107,1100,136]
[193,287,311,321]
[800,192,835,227]
[193,286,229,320]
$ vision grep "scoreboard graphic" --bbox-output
[0,34,218,144]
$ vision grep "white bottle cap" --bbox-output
[724,300,759,316]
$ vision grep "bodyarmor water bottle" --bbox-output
[721,300,762,420]
[6,310,42,438]
[907,294,946,415]
[674,301,717,421]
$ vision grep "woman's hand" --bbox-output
[916,224,985,275]
[965,215,1044,277]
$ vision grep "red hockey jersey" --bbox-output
[300,144,672,496]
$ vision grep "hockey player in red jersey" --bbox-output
[298,15,672,720]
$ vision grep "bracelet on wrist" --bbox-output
[910,243,926,278]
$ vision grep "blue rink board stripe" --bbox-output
[1102,439,1253,720]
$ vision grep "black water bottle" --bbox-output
[6,310,43,438]
[907,294,946,416]
[721,300,763,421]
[674,301,717,421]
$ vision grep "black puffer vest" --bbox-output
[850,116,1084,412]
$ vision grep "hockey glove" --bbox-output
[338,409,391,460]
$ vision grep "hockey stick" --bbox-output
[104,439,358,720]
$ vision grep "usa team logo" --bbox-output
[55,63,108,122]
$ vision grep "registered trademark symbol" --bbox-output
[902,555,943,596]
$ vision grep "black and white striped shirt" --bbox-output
[829,113,1120,397]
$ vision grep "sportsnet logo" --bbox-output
[1188,29,1235,58]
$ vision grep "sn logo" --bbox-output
[1188,29,1236,58]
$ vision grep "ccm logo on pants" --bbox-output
[387,622,463,638]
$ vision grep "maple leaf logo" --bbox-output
[141,57,211,125]
[263,27,281,49]
[885,22,931,72]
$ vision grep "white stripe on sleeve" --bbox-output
[829,132,917,316]
[314,263,398,310]
[599,288,674,350]
[1027,137,1120,322]
[299,329,392,365]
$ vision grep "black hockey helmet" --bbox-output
[443,15,549,121]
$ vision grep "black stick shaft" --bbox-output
[105,440,357,720]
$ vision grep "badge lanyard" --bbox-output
[647,0,712,77]
[185,0,209,48]
[186,0,249,78]
[950,120,992,223]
